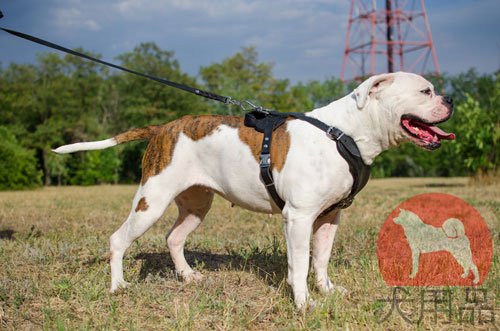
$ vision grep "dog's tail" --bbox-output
[52,125,163,154]
[442,218,466,238]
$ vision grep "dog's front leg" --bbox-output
[312,210,348,296]
[283,207,316,310]
[410,247,420,279]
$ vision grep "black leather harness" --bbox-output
[244,110,371,216]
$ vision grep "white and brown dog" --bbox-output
[53,72,455,309]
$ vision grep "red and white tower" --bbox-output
[341,0,440,82]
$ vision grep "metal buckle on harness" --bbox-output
[326,126,344,141]
[260,154,271,167]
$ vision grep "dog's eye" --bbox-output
[421,88,432,96]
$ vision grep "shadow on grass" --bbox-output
[413,183,465,188]
[0,226,41,241]
[0,229,14,240]
[134,245,288,288]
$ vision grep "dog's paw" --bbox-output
[110,280,131,293]
[182,271,204,283]
[317,279,349,296]
[296,298,317,312]
[331,285,349,296]
[461,270,480,284]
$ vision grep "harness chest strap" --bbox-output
[245,111,371,215]
[259,117,287,210]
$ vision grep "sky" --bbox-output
[0,0,499,84]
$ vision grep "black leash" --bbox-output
[0,25,259,112]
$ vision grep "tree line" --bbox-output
[0,43,498,189]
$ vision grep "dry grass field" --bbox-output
[0,178,498,330]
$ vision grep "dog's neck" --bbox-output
[307,93,399,165]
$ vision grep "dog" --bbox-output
[393,209,479,284]
[53,72,455,309]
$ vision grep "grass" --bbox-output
[0,178,498,330]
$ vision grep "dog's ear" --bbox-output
[354,73,395,109]
[397,208,409,217]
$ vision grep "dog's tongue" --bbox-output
[421,122,456,140]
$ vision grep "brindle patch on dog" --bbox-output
[236,119,292,172]
[269,121,291,172]
[114,125,164,144]
[140,115,292,185]
[135,197,149,212]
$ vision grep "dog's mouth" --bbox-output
[401,115,455,150]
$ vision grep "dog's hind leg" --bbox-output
[166,186,214,282]
[312,210,348,296]
[454,248,480,284]
[109,182,177,293]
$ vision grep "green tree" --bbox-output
[45,152,70,186]
[114,42,207,127]
[453,74,500,174]
[70,148,122,185]
[0,126,42,190]
[111,42,206,181]
[199,46,293,114]
[290,77,345,111]
[444,69,496,102]
[33,52,108,185]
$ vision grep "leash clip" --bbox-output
[326,126,344,141]
[225,96,243,108]
[235,100,269,114]
[226,98,269,113]
[243,100,269,114]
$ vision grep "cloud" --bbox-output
[52,7,102,31]
[114,0,265,20]
[84,20,101,31]
[112,0,346,23]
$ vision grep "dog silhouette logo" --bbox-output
[393,209,480,283]
[377,193,492,286]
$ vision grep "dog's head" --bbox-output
[393,208,421,227]
[354,72,455,150]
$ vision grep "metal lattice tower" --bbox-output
[341,0,440,82]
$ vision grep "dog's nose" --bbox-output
[443,96,453,106]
